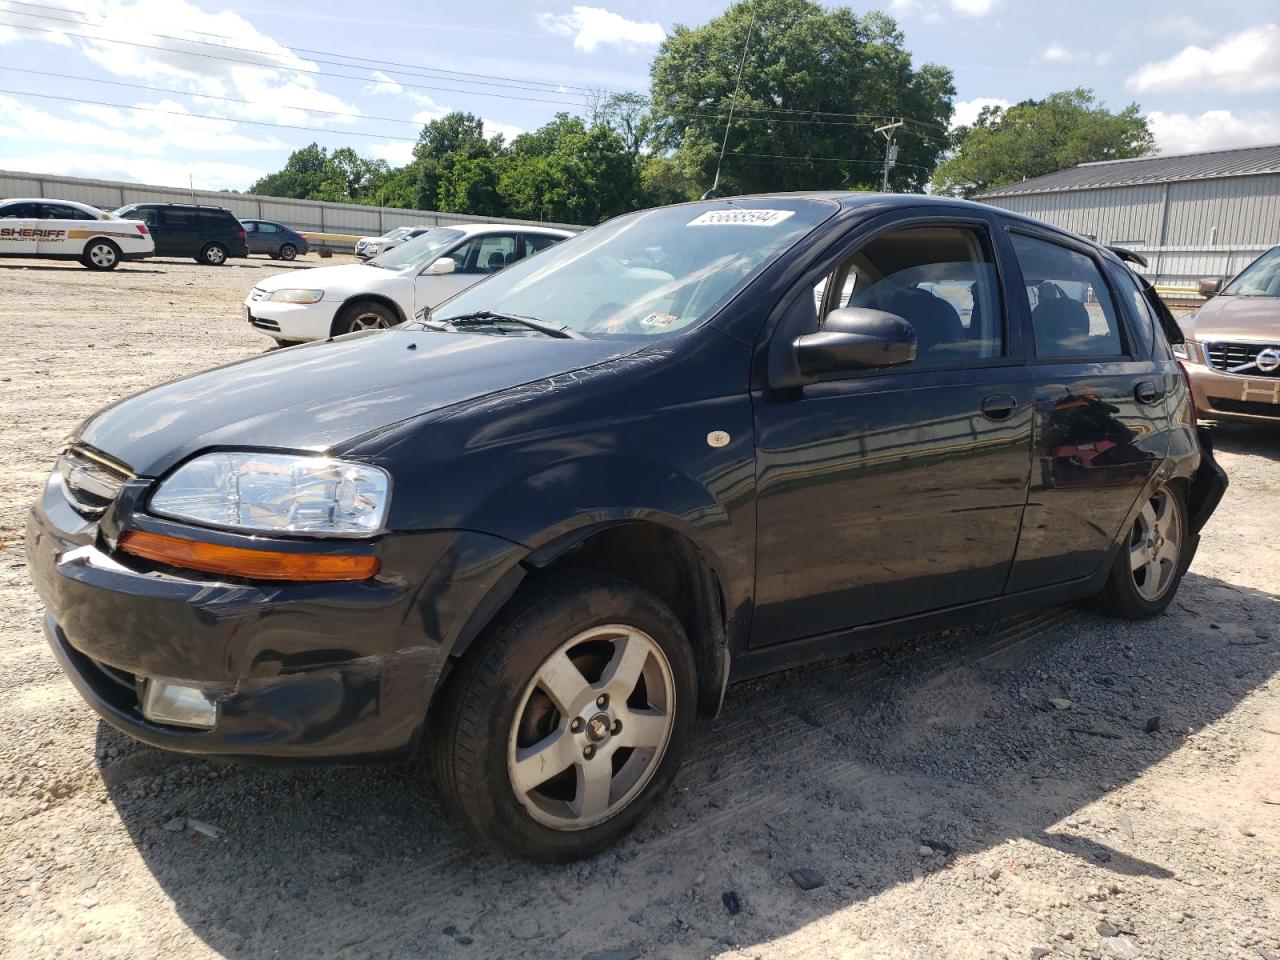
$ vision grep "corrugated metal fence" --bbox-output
[0,169,584,252]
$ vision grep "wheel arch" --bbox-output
[331,294,408,336]
[449,518,732,718]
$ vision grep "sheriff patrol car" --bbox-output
[0,198,154,270]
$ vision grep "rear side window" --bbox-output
[814,224,1006,367]
[258,222,279,234]
[524,233,562,255]
[161,208,194,227]
[198,210,235,228]
[1107,265,1156,358]
[1011,233,1125,359]
[39,204,97,220]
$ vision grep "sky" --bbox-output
[0,0,1277,192]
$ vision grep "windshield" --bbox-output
[1222,246,1280,297]
[370,227,464,270]
[433,200,835,337]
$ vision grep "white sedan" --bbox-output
[0,198,154,270]
[245,223,572,343]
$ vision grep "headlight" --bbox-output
[150,452,390,536]
[267,288,323,304]
[1172,340,1198,363]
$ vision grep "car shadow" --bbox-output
[1205,420,1280,463]
[95,571,1276,957]
[0,263,167,274]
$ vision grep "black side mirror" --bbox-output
[1197,277,1222,297]
[790,307,917,381]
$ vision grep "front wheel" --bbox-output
[333,300,396,335]
[429,576,697,861]
[279,242,297,261]
[198,242,228,266]
[82,239,120,270]
[1093,483,1188,619]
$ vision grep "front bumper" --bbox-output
[25,470,527,762]
[1183,362,1280,422]
[243,296,340,342]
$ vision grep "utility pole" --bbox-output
[874,120,904,193]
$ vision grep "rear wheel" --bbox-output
[429,575,697,862]
[333,300,396,335]
[82,239,120,271]
[198,242,228,266]
[1093,483,1188,619]
[279,242,297,261]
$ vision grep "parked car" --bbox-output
[112,202,248,265]
[244,223,571,342]
[241,219,309,261]
[26,194,1226,862]
[1175,245,1280,422]
[355,225,432,260]
[0,198,153,270]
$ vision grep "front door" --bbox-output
[751,216,1034,646]
[415,232,517,312]
[1001,230,1169,592]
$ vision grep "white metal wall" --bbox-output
[0,169,584,245]
[982,173,1280,284]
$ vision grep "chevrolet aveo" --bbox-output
[27,194,1226,861]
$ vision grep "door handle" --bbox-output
[981,394,1018,421]
[1134,381,1160,405]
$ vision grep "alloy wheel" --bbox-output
[1128,487,1182,601]
[349,311,391,331]
[205,245,226,265]
[507,624,675,830]
[88,243,116,268]
[280,243,297,261]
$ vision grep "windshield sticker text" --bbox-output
[640,312,679,327]
[686,209,795,227]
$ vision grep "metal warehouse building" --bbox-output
[977,143,1280,289]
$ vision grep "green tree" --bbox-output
[649,0,954,195]
[248,144,391,204]
[249,143,332,199]
[410,112,502,211]
[932,89,1155,198]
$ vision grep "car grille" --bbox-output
[249,316,281,332]
[1206,397,1280,419]
[1203,341,1280,377]
[56,445,132,518]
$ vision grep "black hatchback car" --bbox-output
[113,202,248,265]
[27,194,1225,861]
[241,218,309,260]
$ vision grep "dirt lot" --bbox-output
[0,257,1277,960]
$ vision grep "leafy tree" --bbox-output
[932,89,1155,198]
[597,92,652,159]
[649,0,954,195]
[410,112,503,211]
[248,143,391,204]
[248,143,332,199]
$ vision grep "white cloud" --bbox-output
[369,141,415,167]
[1036,43,1111,65]
[364,70,403,96]
[1152,15,1208,41]
[951,97,1011,129]
[949,0,998,16]
[483,119,523,143]
[1127,23,1280,94]
[0,148,265,191]
[0,94,282,155]
[1145,109,1280,154]
[536,6,664,53]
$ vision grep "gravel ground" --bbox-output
[1,258,1277,960]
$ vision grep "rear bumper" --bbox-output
[1184,363,1280,422]
[1188,426,1228,535]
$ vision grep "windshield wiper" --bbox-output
[432,310,584,339]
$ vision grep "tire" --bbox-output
[333,300,397,335]
[81,239,120,271]
[1092,482,1189,619]
[199,242,228,266]
[279,243,297,261]
[428,574,698,862]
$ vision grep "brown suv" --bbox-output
[1178,246,1280,422]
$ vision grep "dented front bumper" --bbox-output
[25,471,527,763]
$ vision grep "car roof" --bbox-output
[446,222,574,238]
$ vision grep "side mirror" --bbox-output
[1197,277,1222,297]
[791,308,917,380]
[426,257,455,276]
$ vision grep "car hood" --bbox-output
[1181,295,1280,342]
[255,262,401,293]
[75,330,642,476]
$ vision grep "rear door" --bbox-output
[0,201,40,255]
[159,207,199,256]
[750,211,1034,645]
[1002,229,1169,592]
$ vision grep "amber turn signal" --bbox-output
[119,530,380,581]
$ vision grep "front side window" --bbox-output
[0,202,39,218]
[433,200,836,338]
[1222,246,1280,297]
[1011,233,1124,359]
[813,224,1005,367]
[451,234,518,274]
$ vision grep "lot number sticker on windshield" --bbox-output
[687,209,795,227]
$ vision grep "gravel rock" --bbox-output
[789,868,825,891]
